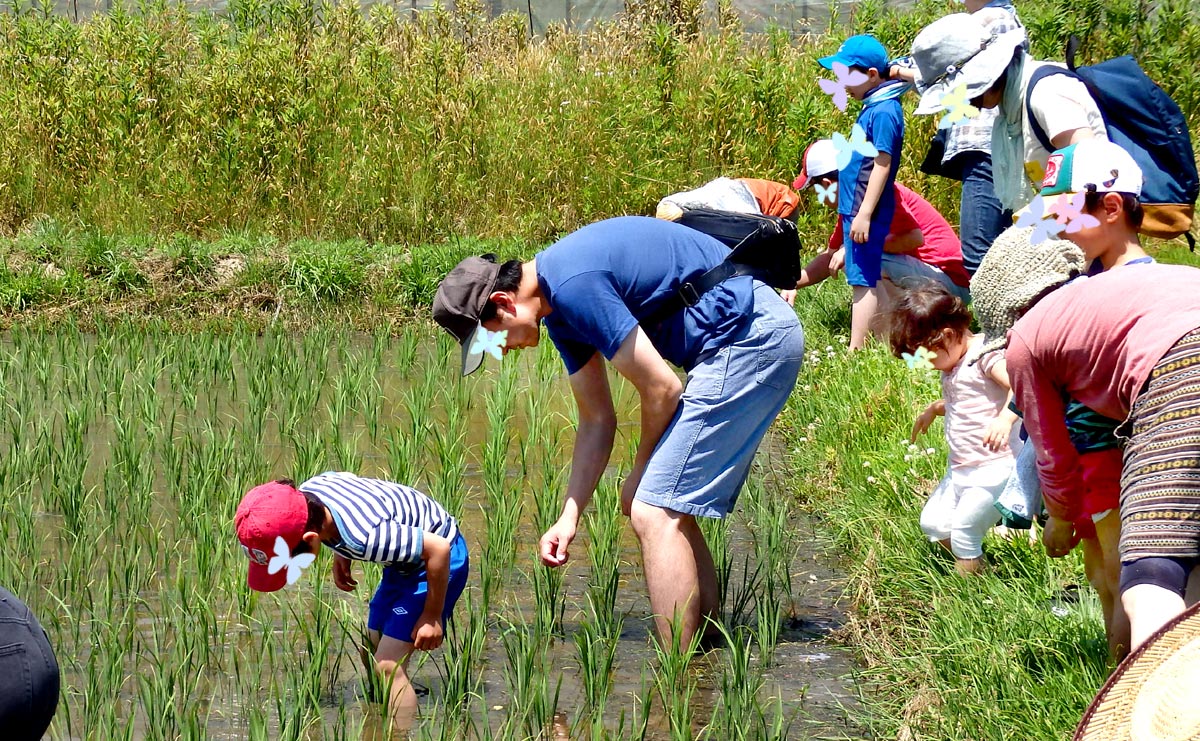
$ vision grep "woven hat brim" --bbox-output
[1075,601,1200,741]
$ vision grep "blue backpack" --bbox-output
[1026,40,1198,247]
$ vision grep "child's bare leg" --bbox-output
[1091,513,1130,658]
[849,285,879,350]
[372,633,420,732]
[955,556,985,575]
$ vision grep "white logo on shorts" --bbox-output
[392,606,408,615]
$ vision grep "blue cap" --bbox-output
[818,35,889,73]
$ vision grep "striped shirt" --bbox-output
[300,472,459,572]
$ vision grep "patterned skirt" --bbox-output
[1119,327,1200,561]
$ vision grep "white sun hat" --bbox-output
[910,13,1028,115]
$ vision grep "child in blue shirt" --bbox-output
[818,34,906,349]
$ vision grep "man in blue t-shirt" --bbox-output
[434,216,805,647]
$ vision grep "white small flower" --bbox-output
[867,476,877,484]
[925,447,936,455]
[862,460,871,468]
[798,436,808,442]
[908,443,919,452]
[807,423,817,431]
[802,385,812,392]
[904,454,912,462]
[825,345,834,352]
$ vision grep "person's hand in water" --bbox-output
[539,517,577,567]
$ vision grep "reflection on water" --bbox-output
[0,322,859,739]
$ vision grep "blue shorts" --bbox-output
[367,532,469,643]
[841,214,885,287]
[635,283,804,518]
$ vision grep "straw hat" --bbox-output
[969,225,1085,357]
[1075,601,1200,740]
[910,13,1028,115]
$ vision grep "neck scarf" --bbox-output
[990,52,1032,211]
[863,79,911,108]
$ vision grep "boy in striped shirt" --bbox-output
[234,472,469,728]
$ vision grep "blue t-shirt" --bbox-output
[536,216,754,375]
[839,86,905,225]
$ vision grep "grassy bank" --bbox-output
[1,0,1197,244]
[780,242,1200,740]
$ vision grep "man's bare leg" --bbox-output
[631,500,708,647]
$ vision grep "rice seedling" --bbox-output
[498,612,563,740]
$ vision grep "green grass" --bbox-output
[776,240,1200,740]
[0,0,1195,244]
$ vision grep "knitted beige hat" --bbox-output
[1075,601,1200,740]
[971,225,1086,357]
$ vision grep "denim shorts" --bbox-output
[635,283,804,518]
[367,533,470,643]
[880,253,971,303]
[0,586,60,739]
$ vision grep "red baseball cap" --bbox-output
[234,481,309,592]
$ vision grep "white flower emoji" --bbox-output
[469,328,508,361]
[268,535,316,586]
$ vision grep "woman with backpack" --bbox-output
[907,13,1106,214]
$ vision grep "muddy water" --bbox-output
[6,326,861,739]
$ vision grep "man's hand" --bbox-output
[850,213,872,245]
[1043,516,1079,558]
[829,247,846,275]
[779,289,797,306]
[539,516,577,567]
[411,613,444,651]
[332,554,357,592]
[910,401,944,442]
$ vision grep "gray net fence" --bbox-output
[27,0,916,35]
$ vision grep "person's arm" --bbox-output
[411,533,451,650]
[849,152,893,244]
[883,228,923,255]
[982,357,1021,451]
[539,352,618,567]
[607,326,685,515]
[1007,335,1083,557]
[332,554,358,591]
[911,398,945,441]
[1049,127,1095,150]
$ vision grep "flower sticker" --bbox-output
[831,124,879,171]
[814,182,836,206]
[819,62,869,112]
[937,83,980,130]
[902,346,936,371]
[1047,193,1101,233]
[268,536,316,587]
[469,328,507,362]
[1015,195,1066,245]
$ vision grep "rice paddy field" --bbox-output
[2,0,1200,738]
[0,316,862,739]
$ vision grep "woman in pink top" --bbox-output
[888,285,1019,575]
[972,228,1200,651]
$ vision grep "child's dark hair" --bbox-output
[477,254,523,323]
[1084,189,1144,228]
[276,478,326,555]
[887,283,973,359]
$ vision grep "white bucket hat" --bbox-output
[911,13,1028,115]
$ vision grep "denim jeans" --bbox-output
[636,282,804,518]
[956,151,1012,276]
[0,586,60,739]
